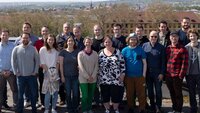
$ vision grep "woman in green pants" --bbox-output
[78,37,99,113]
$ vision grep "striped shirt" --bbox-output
[166,44,188,79]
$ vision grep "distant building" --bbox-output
[104,11,200,36]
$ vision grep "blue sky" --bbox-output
[0,0,107,2]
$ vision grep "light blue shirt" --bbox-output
[0,41,15,72]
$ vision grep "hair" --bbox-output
[103,35,112,42]
[23,22,32,28]
[45,34,58,51]
[187,28,199,39]
[41,26,49,29]
[63,22,70,27]
[159,20,168,26]
[73,25,81,31]
[83,36,93,43]
[182,17,190,21]
[112,23,122,29]
[21,32,31,38]
[135,24,144,30]
[93,24,102,29]
[1,28,9,34]
[126,36,138,45]
[63,36,77,49]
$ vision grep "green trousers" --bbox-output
[80,83,96,112]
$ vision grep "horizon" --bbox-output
[0,0,109,3]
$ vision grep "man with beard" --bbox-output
[11,33,39,113]
[178,17,191,46]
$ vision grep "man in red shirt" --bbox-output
[166,31,188,113]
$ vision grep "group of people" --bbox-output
[0,16,199,113]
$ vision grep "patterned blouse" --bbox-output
[98,49,125,86]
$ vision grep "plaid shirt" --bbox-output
[166,44,188,79]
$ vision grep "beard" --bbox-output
[183,25,190,30]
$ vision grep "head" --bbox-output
[41,26,49,37]
[22,22,32,34]
[73,26,81,38]
[63,22,71,34]
[159,20,168,33]
[187,28,199,43]
[83,36,93,48]
[64,36,76,49]
[126,33,138,47]
[93,24,102,36]
[170,31,179,46]
[149,31,158,44]
[45,34,57,51]
[21,33,30,46]
[113,24,122,38]
[0,29,9,43]
[181,17,190,30]
[135,25,144,38]
[103,35,113,48]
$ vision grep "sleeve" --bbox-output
[34,47,40,74]
[160,46,166,75]
[11,47,18,75]
[39,47,45,65]
[179,48,189,79]
[59,50,64,57]
[77,52,90,79]
[91,52,99,78]
[141,48,147,59]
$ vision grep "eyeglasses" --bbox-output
[150,36,157,38]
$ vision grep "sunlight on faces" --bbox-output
[113,26,121,37]
[170,34,179,45]
[47,36,55,48]
[159,23,167,32]
[149,31,158,44]
[135,27,143,38]
[1,32,9,42]
[63,23,70,34]
[22,24,31,34]
[84,38,93,47]
[129,38,138,47]
[94,25,102,36]
[21,34,30,46]
[181,18,190,30]
[67,37,75,48]
[189,33,198,43]
[104,37,113,48]
[73,27,81,38]
[41,27,49,36]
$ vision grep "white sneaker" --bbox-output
[24,101,31,108]
[52,109,57,113]
[44,110,49,113]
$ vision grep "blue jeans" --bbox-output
[65,76,79,112]
[146,72,162,110]
[17,76,37,113]
[44,91,58,110]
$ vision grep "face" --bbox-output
[113,26,121,37]
[159,23,167,32]
[181,19,190,30]
[67,37,75,48]
[22,24,31,33]
[73,27,81,38]
[94,25,102,36]
[41,27,49,36]
[0,32,9,42]
[104,38,112,48]
[21,34,30,46]
[135,27,143,37]
[129,38,138,47]
[47,36,55,48]
[63,23,70,34]
[189,33,198,43]
[170,34,179,45]
[84,38,92,47]
[149,31,158,44]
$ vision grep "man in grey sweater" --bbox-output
[11,32,39,113]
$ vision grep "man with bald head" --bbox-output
[142,31,166,113]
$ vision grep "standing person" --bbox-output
[11,33,39,113]
[0,29,18,112]
[92,24,104,107]
[112,24,127,51]
[157,20,171,48]
[135,25,149,46]
[39,34,60,113]
[98,36,125,113]
[56,22,74,105]
[121,33,147,113]
[178,17,191,46]
[14,22,39,108]
[142,31,165,113]
[185,28,200,113]
[78,37,99,113]
[59,36,79,113]
[34,26,49,109]
[73,25,84,50]
[166,31,188,113]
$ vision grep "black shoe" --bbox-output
[2,103,10,109]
